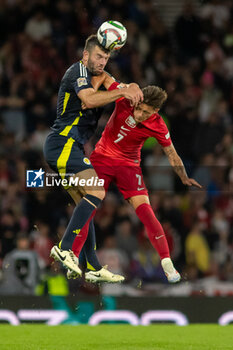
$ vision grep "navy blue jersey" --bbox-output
[51,61,102,144]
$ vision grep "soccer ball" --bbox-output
[97,20,127,51]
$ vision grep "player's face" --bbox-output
[133,103,156,123]
[87,46,110,76]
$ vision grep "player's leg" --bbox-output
[79,202,124,283]
[66,155,125,283]
[128,194,181,283]
[45,134,104,275]
[50,168,103,276]
[66,186,124,283]
[115,164,180,283]
[44,134,82,275]
[66,187,101,273]
[68,218,125,283]
[59,167,104,256]
[128,194,170,259]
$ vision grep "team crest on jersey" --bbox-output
[165,132,170,139]
[125,115,136,128]
[83,157,91,165]
[77,77,87,87]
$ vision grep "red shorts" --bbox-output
[90,151,148,199]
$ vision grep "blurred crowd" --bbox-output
[0,0,233,296]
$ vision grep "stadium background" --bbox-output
[0,0,233,323]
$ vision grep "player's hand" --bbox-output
[81,102,87,110]
[123,83,143,107]
[182,178,202,189]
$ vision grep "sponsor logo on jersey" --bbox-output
[125,115,136,128]
[83,157,91,165]
[77,77,87,87]
[165,132,170,139]
[155,235,164,240]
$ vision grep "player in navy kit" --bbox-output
[44,35,143,280]
[69,74,202,283]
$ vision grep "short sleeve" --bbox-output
[153,116,172,147]
[72,62,92,94]
[108,82,120,91]
[108,81,127,104]
[72,76,92,94]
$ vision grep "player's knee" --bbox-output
[97,187,106,201]
[86,186,105,201]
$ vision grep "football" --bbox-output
[97,20,127,51]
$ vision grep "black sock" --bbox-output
[82,219,102,271]
[61,194,101,251]
[79,250,87,270]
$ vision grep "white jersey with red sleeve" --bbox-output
[94,82,172,165]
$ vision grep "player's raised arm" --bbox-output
[78,86,122,108]
[92,71,129,90]
[98,72,143,101]
[92,71,116,90]
[78,74,143,108]
[163,143,202,188]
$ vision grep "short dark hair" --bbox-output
[84,34,111,54]
[142,86,168,109]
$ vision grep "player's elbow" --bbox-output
[82,101,91,109]
[81,96,96,109]
[78,89,97,109]
[85,101,96,109]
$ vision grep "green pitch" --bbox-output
[0,325,232,350]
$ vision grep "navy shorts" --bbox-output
[43,132,93,180]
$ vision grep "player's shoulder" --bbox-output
[77,61,89,78]
[155,114,170,136]
[155,112,166,124]
[64,61,89,79]
[116,96,131,110]
[145,112,168,131]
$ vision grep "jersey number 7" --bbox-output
[114,126,130,143]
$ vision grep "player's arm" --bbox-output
[78,81,143,108]
[93,71,139,91]
[91,71,127,90]
[163,143,202,188]
[91,71,115,90]
[78,72,143,108]
[101,73,143,106]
